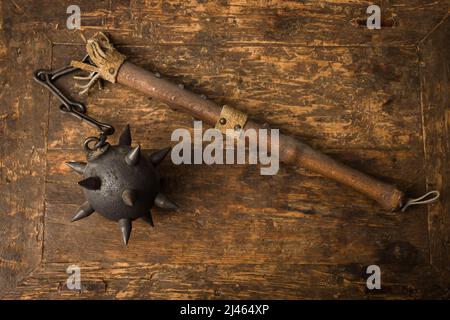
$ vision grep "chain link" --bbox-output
[34,55,115,151]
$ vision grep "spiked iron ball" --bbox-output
[66,124,177,245]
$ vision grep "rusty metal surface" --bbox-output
[117,61,405,211]
[66,124,176,245]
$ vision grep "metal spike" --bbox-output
[155,193,178,210]
[71,201,94,222]
[150,147,171,166]
[141,211,154,227]
[125,145,140,166]
[118,218,132,245]
[119,124,132,146]
[122,189,136,207]
[78,176,101,190]
[65,161,87,175]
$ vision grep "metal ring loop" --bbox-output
[83,136,102,152]
[93,134,107,149]
[84,134,109,152]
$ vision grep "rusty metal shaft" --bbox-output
[116,61,404,211]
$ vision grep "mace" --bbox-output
[72,32,440,212]
[35,32,440,244]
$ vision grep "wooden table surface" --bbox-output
[0,0,449,299]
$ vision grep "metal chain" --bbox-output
[33,55,115,152]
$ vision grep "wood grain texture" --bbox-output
[0,0,449,299]
[0,2,51,295]
[8,0,448,47]
[419,15,450,277]
[3,262,449,299]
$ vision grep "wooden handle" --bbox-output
[117,61,405,211]
[260,125,405,211]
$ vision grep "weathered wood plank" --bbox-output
[3,262,449,299]
[4,1,449,47]
[39,35,431,279]
[2,0,449,299]
[420,16,450,278]
[43,176,431,267]
[0,2,51,295]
